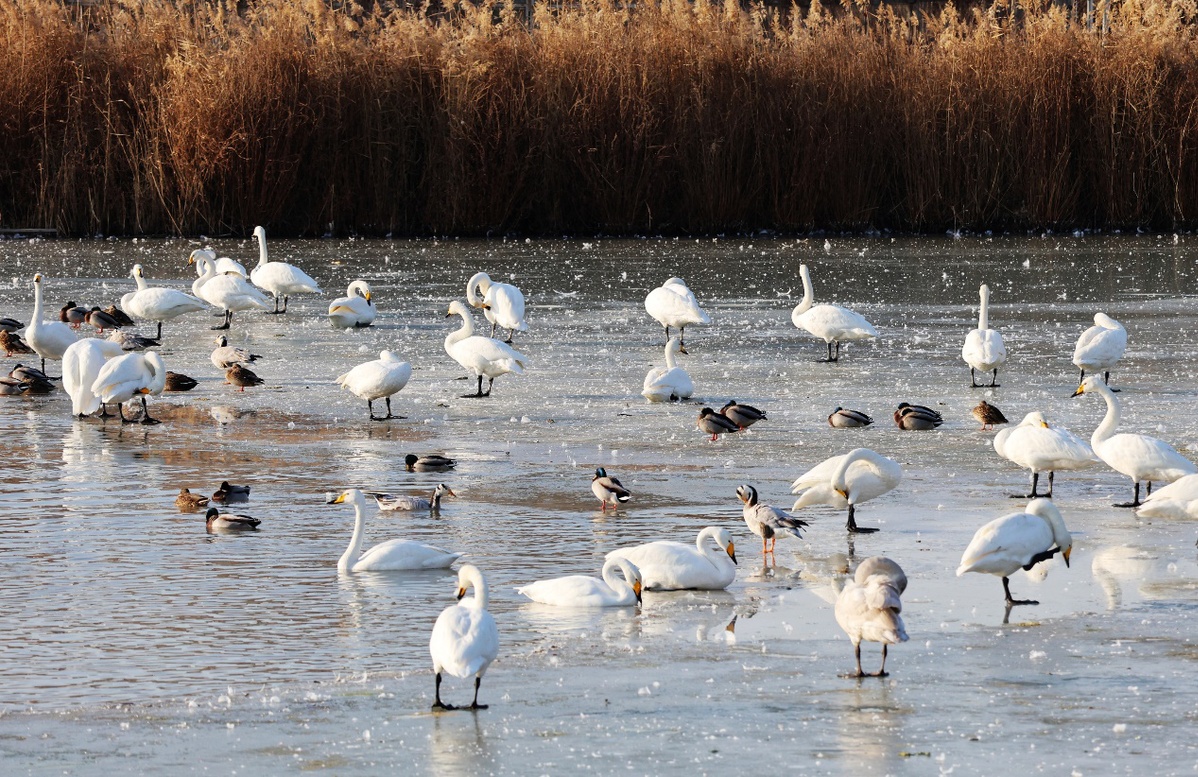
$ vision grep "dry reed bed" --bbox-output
[0,0,1196,235]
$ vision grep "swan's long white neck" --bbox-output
[600,558,625,593]
[445,309,474,349]
[664,342,679,370]
[32,278,44,321]
[255,229,269,269]
[462,566,489,609]
[695,527,728,567]
[133,267,148,291]
[1030,501,1072,549]
[338,493,367,572]
[1089,382,1121,448]
[144,352,167,396]
[978,285,990,331]
[794,265,814,316]
[831,448,879,495]
[466,273,490,308]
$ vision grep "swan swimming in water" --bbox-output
[466,272,527,342]
[606,527,737,591]
[516,558,643,607]
[961,283,1007,387]
[249,226,324,314]
[430,564,499,710]
[327,488,462,571]
[641,337,693,402]
[644,277,710,346]
[791,264,877,362]
[444,300,528,398]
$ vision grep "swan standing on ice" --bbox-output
[444,300,528,398]
[957,498,1072,606]
[644,277,710,346]
[1073,376,1196,506]
[641,336,693,402]
[121,264,207,339]
[189,248,247,278]
[791,448,902,534]
[992,412,1097,498]
[327,488,462,571]
[1073,313,1127,386]
[91,351,167,424]
[466,272,527,342]
[517,558,643,607]
[62,338,126,418]
[335,350,412,420]
[606,527,737,590]
[961,283,1007,387]
[430,564,499,710]
[835,556,909,677]
[189,253,270,330]
[791,264,877,362]
[26,274,76,374]
[327,280,375,328]
[249,226,323,314]
[736,484,808,556]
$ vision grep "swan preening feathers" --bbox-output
[328,280,375,329]
[835,556,908,677]
[467,272,527,342]
[957,498,1072,606]
[517,558,643,607]
[791,448,902,534]
[645,277,710,346]
[606,527,737,591]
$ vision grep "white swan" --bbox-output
[791,264,877,362]
[516,558,643,607]
[644,277,710,345]
[328,280,376,328]
[189,253,270,330]
[62,338,125,418]
[430,564,499,710]
[122,264,207,338]
[992,412,1098,498]
[605,527,737,591]
[960,283,1007,387]
[1073,313,1127,385]
[327,488,462,571]
[834,556,908,677]
[91,351,167,424]
[26,274,76,373]
[1073,376,1196,506]
[466,272,527,342]
[444,300,528,397]
[957,498,1073,605]
[790,448,902,533]
[1137,473,1198,520]
[335,350,412,420]
[189,248,247,278]
[249,226,323,314]
[641,336,693,402]
[736,484,808,556]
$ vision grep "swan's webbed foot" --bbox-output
[467,702,489,710]
[1114,501,1140,509]
[431,701,458,711]
[210,322,231,330]
[847,525,879,534]
[1003,577,1039,606]
[140,417,161,425]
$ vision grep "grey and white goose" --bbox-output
[370,483,456,512]
[592,467,631,510]
[736,484,809,556]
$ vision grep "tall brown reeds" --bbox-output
[0,0,1196,236]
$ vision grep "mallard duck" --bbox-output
[1073,313,1127,386]
[205,507,260,531]
[0,377,29,395]
[369,483,456,512]
[828,407,873,428]
[248,226,323,314]
[641,337,693,402]
[957,498,1072,606]
[1073,376,1195,506]
[225,363,264,392]
[736,485,808,556]
[697,407,740,441]
[894,402,943,430]
[466,272,527,342]
[164,371,198,392]
[592,467,631,510]
[517,558,643,607]
[107,330,160,351]
[211,336,260,368]
[102,305,135,327]
[430,564,499,710]
[85,307,122,333]
[335,350,412,420]
[212,481,250,503]
[7,366,53,394]
[327,280,376,329]
[59,301,88,328]
[720,400,766,429]
[961,284,1007,387]
[0,330,34,356]
[791,264,877,362]
[971,400,1009,430]
[405,454,456,472]
[835,556,909,677]
[645,277,710,346]
[0,317,23,332]
[176,488,210,511]
[444,300,528,397]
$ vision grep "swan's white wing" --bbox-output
[1137,473,1198,519]
[790,454,848,492]
[793,304,876,342]
[1099,433,1196,481]
[962,328,1007,371]
[355,539,460,570]
[957,512,1054,577]
[430,605,498,678]
[516,574,630,606]
[484,283,527,331]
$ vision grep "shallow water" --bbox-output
[1,234,1197,774]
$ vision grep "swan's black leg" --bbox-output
[432,672,456,711]
[1115,481,1141,508]
[139,395,160,425]
[383,396,405,420]
[468,677,488,710]
[1011,471,1043,499]
[462,375,486,398]
[1003,576,1039,606]
[846,504,878,534]
[989,368,1000,388]
[970,368,980,388]
[155,321,163,339]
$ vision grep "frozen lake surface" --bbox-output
[1,234,1197,774]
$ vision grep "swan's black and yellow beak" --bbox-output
[633,580,643,605]
[326,491,348,505]
[1070,385,1085,398]
[726,542,737,565]
[1062,546,1072,567]
[456,586,467,601]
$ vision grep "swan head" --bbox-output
[1027,498,1072,567]
[130,264,143,279]
[707,527,737,565]
[735,484,758,506]
[446,299,471,319]
[1072,375,1107,398]
[326,488,365,506]
[665,337,687,356]
[253,226,266,240]
[979,283,990,300]
[454,563,483,600]
[33,273,43,286]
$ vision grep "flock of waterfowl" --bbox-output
[3,237,1195,710]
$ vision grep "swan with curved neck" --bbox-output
[123,264,207,339]
[961,283,1007,388]
[791,448,902,533]
[957,498,1073,606]
[430,563,499,710]
[1073,312,1127,386]
[993,412,1097,498]
[188,253,270,330]
[327,488,462,571]
[328,280,375,329]
[444,299,528,398]
[517,558,643,607]
[26,274,77,373]
[1073,376,1195,506]
[641,336,693,402]
[791,264,877,362]
[249,226,324,314]
[62,338,126,418]
[91,351,167,424]
[605,527,737,591]
[466,272,527,342]
[644,277,711,347]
